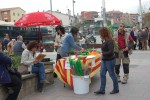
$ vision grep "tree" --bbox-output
[142,13,150,27]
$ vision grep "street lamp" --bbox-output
[50,0,52,14]
[102,0,107,26]
[139,0,142,29]
[73,0,75,16]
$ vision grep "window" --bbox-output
[5,20,8,22]
[4,11,8,15]
[7,26,9,30]
[13,12,15,16]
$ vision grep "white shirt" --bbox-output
[54,33,68,46]
[21,49,36,72]
[134,31,137,36]
[79,37,85,45]
[54,34,61,46]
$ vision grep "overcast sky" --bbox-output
[0,0,149,15]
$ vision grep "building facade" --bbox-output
[121,13,132,25]
[80,11,99,21]
[106,10,123,24]
[130,14,139,26]
[106,10,139,26]
[0,7,26,22]
[47,10,79,27]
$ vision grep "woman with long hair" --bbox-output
[58,27,83,57]
[54,25,67,78]
[94,27,119,95]
[54,25,67,60]
[21,41,48,92]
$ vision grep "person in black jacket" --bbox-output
[0,51,22,100]
[130,27,137,50]
[2,34,10,51]
[94,27,119,95]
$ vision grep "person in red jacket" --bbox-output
[114,23,134,84]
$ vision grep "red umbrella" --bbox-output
[14,11,62,41]
[14,11,62,27]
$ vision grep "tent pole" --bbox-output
[38,26,41,41]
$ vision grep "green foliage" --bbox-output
[143,13,150,27]
[109,24,114,36]
[109,24,119,51]
[70,48,92,55]
[78,51,89,55]
[70,49,76,55]
[75,59,84,76]
[87,48,93,52]
[10,55,21,69]
[69,59,84,76]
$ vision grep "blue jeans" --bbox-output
[100,59,119,92]
[32,62,46,89]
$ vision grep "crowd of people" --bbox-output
[0,26,84,100]
[0,34,47,100]
[0,24,150,99]
[0,34,26,56]
[130,27,150,50]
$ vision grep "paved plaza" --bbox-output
[22,50,150,100]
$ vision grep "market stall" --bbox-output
[54,51,101,88]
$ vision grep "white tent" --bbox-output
[0,20,14,26]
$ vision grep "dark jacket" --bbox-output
[141,30,148,40]
[0,51,12,65]
[101,39,115,60]
[130,31,135,39]
[0,51,12,83]
[13,41,24,56]
[2,38,10,51]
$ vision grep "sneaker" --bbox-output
[110,90,119,94]
[94,90,105,94]
[122,74,128,84]
[116,75,121,82]
[38,87,43,92]
[40,80,50,84]
[44,80,50,84]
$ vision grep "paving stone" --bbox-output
[22,50,150,100]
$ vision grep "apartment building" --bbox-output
[106,10,123,23]
[0,7,26,22]
[80,11,99,21]
[130,13,139,25]
[121,13,132,25]
[106,10,139,26]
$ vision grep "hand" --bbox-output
[123,47,128,51]
[133,41,136,45]
[54,45,61,49]
[34,59,40,63]
[80,48,84,51]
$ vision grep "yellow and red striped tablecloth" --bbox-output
[54,54,101,87]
